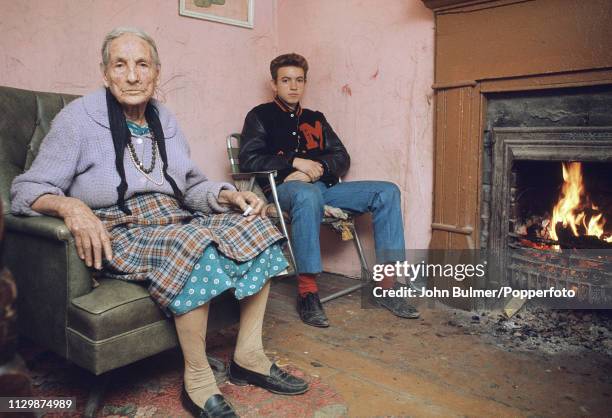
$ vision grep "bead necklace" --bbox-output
[126,121,164,186]
[127,137,156,173]
[127,139,165,186]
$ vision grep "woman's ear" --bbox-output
[100,63,110,88]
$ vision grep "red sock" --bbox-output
[381,275,395,290]
[298,274,319,296]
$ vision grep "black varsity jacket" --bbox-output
[239,97,351,193]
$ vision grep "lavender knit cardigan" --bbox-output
[11,88,235,216]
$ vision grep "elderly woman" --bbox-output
[11,27,307,417]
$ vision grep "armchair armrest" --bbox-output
[3,215,92,355]
[5,214,72,242]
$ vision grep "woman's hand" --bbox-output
[218,190,266,221]
[32,195,112,270]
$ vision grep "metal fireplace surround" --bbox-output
[487,127,612,299]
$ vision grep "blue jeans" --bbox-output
[275,180,406,274]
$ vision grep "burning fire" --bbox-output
[548,162,612,243]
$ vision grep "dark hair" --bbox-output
[270,53,309,81]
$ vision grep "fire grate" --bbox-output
[507,234,612,305]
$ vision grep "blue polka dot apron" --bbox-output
[170,243,288,315]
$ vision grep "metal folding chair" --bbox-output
[226,133,369,303]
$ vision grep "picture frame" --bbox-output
[179,0,254,29]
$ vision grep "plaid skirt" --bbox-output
[94,193,285,313]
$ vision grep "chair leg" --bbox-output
[282,238,298,277]
[268,174,298,275]
[350,223,370,281]
[83,372,112,418]
[320,222,370,304]
[320,281,365,303]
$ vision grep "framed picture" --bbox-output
[179,0,254,29]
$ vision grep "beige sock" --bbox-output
[234,281,274,375]
[174,304,221,406]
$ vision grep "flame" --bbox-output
[548,162,612,242]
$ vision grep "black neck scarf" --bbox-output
[105,88,183,214]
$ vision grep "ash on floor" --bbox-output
[444,303,612,356]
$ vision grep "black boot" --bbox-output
[297,292,330,327]
[375,283,420,319]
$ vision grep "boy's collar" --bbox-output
[273,95,303,116]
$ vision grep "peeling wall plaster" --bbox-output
[278,0,435,275]
[0,0,435,276]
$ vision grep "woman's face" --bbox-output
[102,34,160,113]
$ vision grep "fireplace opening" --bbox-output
[485,127,612,306]
[512,161,612,249]
[504,159,612,305]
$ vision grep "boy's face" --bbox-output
[271,66,305,105]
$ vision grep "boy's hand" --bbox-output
[284,171,312,183]
[292,157,323,181]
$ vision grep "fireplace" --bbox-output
[424,0,612,310]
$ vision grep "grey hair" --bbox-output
[101,27,161,67]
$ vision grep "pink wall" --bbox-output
[0,0,434,277]
[278,0,434,276]
[0,0,277,181]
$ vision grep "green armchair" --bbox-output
[0,86,238,379]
